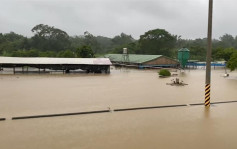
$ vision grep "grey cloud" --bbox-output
[0,0,237,39]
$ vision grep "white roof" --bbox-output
[0,57,112,65]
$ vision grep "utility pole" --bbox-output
[205,0,213,107]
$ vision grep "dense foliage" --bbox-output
[31,24,70,52]
[139,29,177,57]
[1,24,237,69]
[159,69,171,76]
[227,51,237,71]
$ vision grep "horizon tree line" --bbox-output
[1,24,237,70]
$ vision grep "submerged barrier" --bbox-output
[7,100,237,121]
[190,103,204,106]
[114,104,187,112]
[211,100,237,105]
[190,101,237,106]
[12,110,109,120]
[0,118,6,121]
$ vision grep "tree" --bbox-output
[212,47,223,61]
[39,51,56,57]
[76,45,94,58]
[216,48,236,61]
[189,46,206,61]
[0,32,27,55]
[219,34,235,48]
[95,36,113,53]
[10,49,40,57]
[227,51,237,71]
[110,42,138,54]
[57,50,75,58]
[70,35,85,50]
[138,29,177,56]
[26,49,40,57]
[83,31,101,54]
[112,33,134,46]
[4,32,25,42]
[31,24,71,52]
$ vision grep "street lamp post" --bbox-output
[205,0,213,107]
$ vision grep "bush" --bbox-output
[159,69,171,76]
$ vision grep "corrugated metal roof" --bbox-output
[104,54,163,64]
[0,57,112,65]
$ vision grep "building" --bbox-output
[0,57,112,73]
[104,54,179,68]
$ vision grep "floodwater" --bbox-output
[0,67,237,149]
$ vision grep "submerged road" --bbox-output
[1,102,237,149]
[0,100,234,120]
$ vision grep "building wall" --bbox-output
[144,57,178,65]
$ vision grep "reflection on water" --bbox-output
[204,106,210,118]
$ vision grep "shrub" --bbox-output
[159,69,171,76]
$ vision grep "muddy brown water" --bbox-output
[0,67,237,149]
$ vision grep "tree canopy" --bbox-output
[138,29,177,57]
[31,24,70,52]
[227,51,237,71]
[76,45,94,58]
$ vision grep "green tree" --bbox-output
[27,49,39,57]
[76,45,94,58]
[212,47,223,61]
[219,34,235,48]
[111,33,134,46]
[70,35,85,50]
[216,48,236,61]
[31,24,71,52]
[189,46,206,61]
[110,42,138,54]
[0,32,27,55]
[138,29,177,56]
[39,51,57,57]
[227,51,237,71]
[95,36,113,53]
[11,50,26,57]
[57,50,75,58]
[10,49,40,57]
[83,31,101,54]
[4,32,25,42]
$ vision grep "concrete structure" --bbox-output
[0,57,112,73]
[104,54,179,68]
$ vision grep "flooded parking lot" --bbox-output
[0,67,237,149]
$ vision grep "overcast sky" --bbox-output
[0,0,236,39]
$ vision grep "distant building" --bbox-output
[0,57,112,73]
[104,54,179,68]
